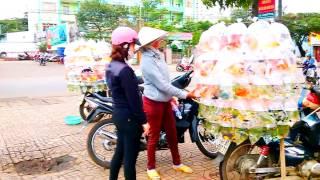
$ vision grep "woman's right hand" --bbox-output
[142,123,150,136]
[186,90,198,99]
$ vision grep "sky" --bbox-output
[0,0,319,20]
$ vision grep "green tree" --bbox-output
[131,0,169,23]
[201,0,258,16]
[178,21,213,45]
[230,8,252,24]
[282,13,320,57]
[76,0,128,40]
[201,0,251,8]
[0,18,28,34]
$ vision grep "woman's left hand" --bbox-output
[142,123,150,136]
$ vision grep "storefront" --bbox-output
[167,32,193,63]
[310,32,320,61]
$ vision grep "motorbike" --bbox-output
[79,91,109,122]
[79,68,111,122]
[39,53,50,66]
[219,69,320,179]
[17,52,32,60]
[79,68,143,122]
[33,51,41,62]
[176,55,194,72]
[302,59,317,77]
[84,70,219,168]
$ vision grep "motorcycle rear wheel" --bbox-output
[87,118,115,168]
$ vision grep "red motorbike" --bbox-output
[176,55,194,72]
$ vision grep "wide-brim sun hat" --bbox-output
[136,27,168,51]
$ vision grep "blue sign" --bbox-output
[258,12,275,19]
[46,24,67,46]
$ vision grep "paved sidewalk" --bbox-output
[0,95,220,180]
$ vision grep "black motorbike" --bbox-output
[84,71,219,168]
[219,71,320,179]
[17,52,32,60]
[79,68,142,122]
[79,91,109,122]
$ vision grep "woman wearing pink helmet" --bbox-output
[107,26,149,180]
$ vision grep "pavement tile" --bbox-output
[0,95,219,179]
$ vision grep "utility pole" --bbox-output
[136,1,143,65]
[138,2,142,30]
[278,0,282,20]
[252,0,259,17]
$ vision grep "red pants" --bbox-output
[143,97,181,170]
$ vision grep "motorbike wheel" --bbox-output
[176,64,184,72]
[0,52,7,57]
[87,118,115,168]
[220,141,264,180]
[195,119,218,159]
[79,99,104,122]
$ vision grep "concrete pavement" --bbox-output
[0,61,219,179]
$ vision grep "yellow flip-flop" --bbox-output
[147,169,161,180]
[173,164,193,174]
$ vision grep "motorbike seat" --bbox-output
[94,93,113,103]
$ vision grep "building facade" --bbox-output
[27,0,186,37]
[27,0,79,34]
[25,0,227,43]
[184,0,230,22]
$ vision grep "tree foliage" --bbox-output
[201,0,252,9]
[0,17,28,36]
[147,20,213,46]
[230,8,252,24]
[130,0,169,23]
[76,0,128,40]
[201,0,258,16]
[282,13,320,56]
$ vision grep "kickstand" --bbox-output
[280,138,286,179]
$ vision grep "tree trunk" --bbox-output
[251,0,259,17]
[297,42,306,57]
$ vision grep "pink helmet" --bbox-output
[111,27,140,46]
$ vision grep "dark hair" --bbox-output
[110,44,129,60]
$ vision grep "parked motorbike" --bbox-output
[17,52,32,60]
[33,51,41,62]
[79,68,111,122]
[79,91,109,122]
[85,71,219,168]
[79,68,143,122]
[39,53,48,66]
[219,69,320,180]
[176,55,194,72]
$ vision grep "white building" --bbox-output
[27,0,79,35]
[184,0,230,22]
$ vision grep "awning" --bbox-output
[167,32,192,41]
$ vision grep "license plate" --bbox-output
[215,136,231,155]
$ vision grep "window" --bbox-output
[63,5,69,14]
[42,23,56,31]
[42,2,56,13]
